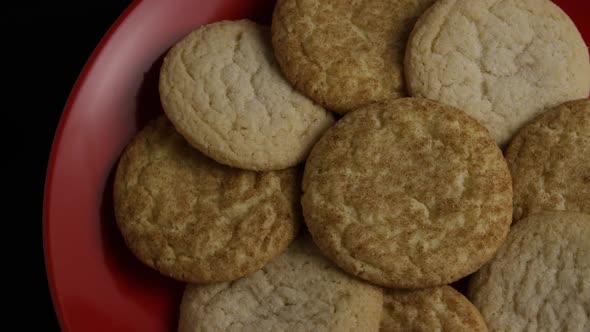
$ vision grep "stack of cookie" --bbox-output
[113,0,590,331]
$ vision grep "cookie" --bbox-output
[302,98,512,288]
[468,211,590,332]
[178,234,383,332]
[159,19,334,171]
[405,0,590,146]
[271,0,436,113]
[381,286,488,332]
[505,99,590,222]
[113,116,300,283]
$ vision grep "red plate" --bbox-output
[44,1,589,331]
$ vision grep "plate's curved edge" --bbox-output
[42,1,142,329]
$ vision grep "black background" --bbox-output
[4,1,133,329]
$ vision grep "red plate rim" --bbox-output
[43,0,141,327]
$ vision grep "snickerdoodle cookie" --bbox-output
[469,211,590,332]
[178,234,383,332]
[271,0,436,113]
[114,117,300,283]
[381,285,488,331]
[405,0,590,145]
[302,98,512,288]
[505,98,590,222]
[159,19,333,171]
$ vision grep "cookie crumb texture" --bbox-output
[159,19,334,171]
[302,98,512,288]
[271,0,435,113]
[381,286,488,332]
[469,212,590,332]
[405,0,590,146]
[178,236,383,332]
[505,99,590,221]
[113,117,300,283]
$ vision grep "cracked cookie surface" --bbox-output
[468,211,590,332]
[113,117,300,283]
[405,0,590,146]
[271,0,435,113]
[505,99,590,222]
[159,19,334,171]
[381,285,488,331]
[178,234,383,332]
[302,98,512,288]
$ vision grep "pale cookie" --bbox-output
[302,98,512,288]
[405,0,590,146]
[271,0,436,113]
[178,234,383,332]
[159,19,334,171]
[381,286,488,332]
[505,99,590,222]
[468,211,590,332]
[113,117,300,283]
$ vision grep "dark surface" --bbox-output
[4,2,132,329]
